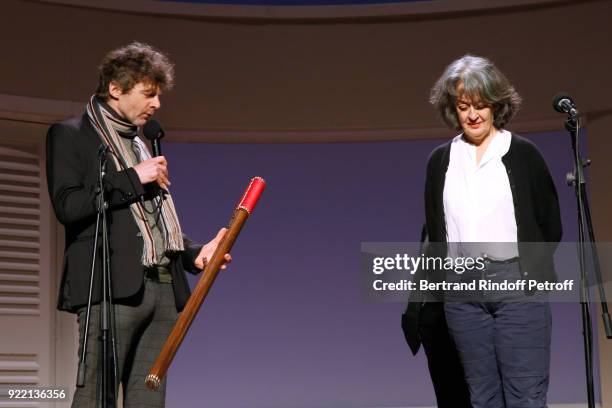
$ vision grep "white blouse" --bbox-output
[443,129,519,260]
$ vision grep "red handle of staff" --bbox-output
[145,177,266,390]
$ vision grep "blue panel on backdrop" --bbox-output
[163,131,598,407]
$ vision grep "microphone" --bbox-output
[552,92,579,117]
[143,119,165,157]
[142,119,168,197]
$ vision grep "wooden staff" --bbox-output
[145,176,266,390]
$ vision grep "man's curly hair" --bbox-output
[95,42,174,99]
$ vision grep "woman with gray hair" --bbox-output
[424,55,562,407]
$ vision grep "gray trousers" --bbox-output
[72,279,178,408]
[444,261,552,408]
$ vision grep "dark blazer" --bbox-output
[46,114,202,313]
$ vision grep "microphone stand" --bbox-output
[76,145,118,407]
[564,113,611,408]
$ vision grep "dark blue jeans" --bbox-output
[444,261,551,408]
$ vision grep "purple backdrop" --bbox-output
[163,131,599,407]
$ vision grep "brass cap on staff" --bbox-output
[145,374,161,391]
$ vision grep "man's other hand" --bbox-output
[194,227,232,270]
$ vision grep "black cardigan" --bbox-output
[424,133,563,283]
[402,133,563,355]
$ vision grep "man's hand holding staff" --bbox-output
[145,176,266,390]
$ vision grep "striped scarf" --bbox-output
[86,96,184,266]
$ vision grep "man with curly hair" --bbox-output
[46,42,231,407]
